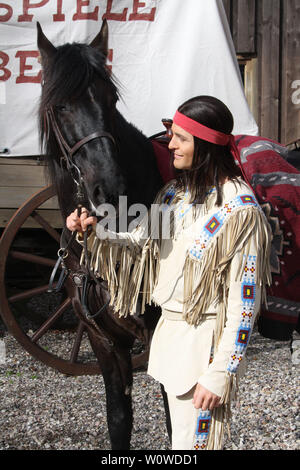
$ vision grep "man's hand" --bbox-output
[192,383,221,411]
[66,207,97,233]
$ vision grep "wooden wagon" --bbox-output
[0,0,299,376]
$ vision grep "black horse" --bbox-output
[37,20,170,450]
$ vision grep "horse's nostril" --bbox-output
[93,185,104,204]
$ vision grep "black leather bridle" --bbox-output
[45,106,116,198]
[45,105,112,320]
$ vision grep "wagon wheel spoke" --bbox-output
[70,321,86,364]
[8,283,56,303]
[0,185,103,375]
[9,250,56,268]
[31,297,72,343]
[29,210,61,243]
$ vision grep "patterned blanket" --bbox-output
[152,135,300,341]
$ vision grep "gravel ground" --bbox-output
[0,326,299,451]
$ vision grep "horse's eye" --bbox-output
[55,104,67,112]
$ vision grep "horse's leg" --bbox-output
[104,347,134,450]
[87,328,134,450]
[160,384,172,446]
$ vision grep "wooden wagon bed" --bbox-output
[0,157,62,229]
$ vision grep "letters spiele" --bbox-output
[0,0,157,83]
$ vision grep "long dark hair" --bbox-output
[174,95,241,206]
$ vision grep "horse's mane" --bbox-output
[38,42,121,214]
[39,42,119,150]
[40,42,118,108]
[38,40,163,216]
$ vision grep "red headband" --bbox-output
[173,110,231,146]
[172,110,252,190]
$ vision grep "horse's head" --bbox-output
[37,21,127,216]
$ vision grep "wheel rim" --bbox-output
[0,186,148,375]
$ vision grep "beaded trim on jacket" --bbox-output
[79,182,271,338]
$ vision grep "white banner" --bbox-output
[0,0,258,156]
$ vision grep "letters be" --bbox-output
[0,51,41,83]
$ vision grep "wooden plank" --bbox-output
[256,0,281,140]
[0,162,47,187]
[231,0,256,54]
[0,187,59,209]
[0,157,45,166]
[222,0,232,28]
[244,58,259,125]
[281,0,300,145]
[0,209,63,228]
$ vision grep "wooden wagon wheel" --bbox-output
[0,185,148,375]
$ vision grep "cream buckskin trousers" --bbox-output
[147,309,217,450]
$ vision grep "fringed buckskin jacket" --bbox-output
[77,177,272,450]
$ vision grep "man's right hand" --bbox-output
[66,207,97,233]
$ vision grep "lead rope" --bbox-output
[45,106,114,322]
[47,229,76,293]
[47,214,109,320]
[73,203,110,320]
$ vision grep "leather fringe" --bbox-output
[182,206,272,344]
[79,205,272,329]
[78,198,272,451]
[80,235,161,317]
[202,375,237,450]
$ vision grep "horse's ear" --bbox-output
[90,19,108,57]
[37,22,56,62]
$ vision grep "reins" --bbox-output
[45,106,112,321]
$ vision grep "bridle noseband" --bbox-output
[45,106,116,195]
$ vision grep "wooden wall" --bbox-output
[223,0,300,145]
